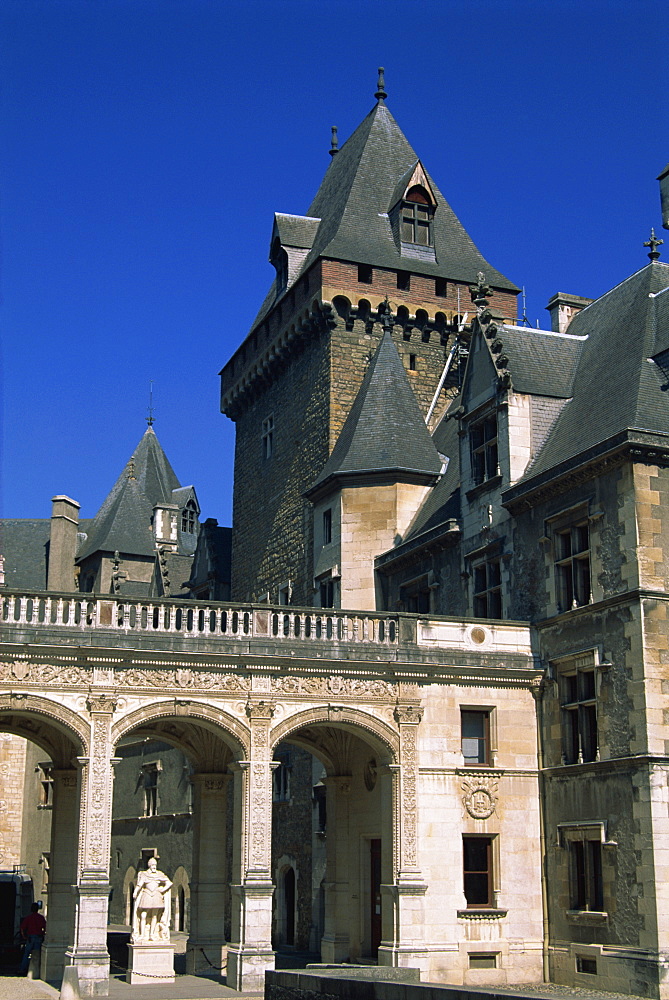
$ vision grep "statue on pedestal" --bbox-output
[132,857,173,943]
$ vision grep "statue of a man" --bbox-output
[132,857,173,943]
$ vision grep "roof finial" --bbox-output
[644,227,664,261]
[329,126,339,157]
[147,379,155,426]
[375,67,387,103]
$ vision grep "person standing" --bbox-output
[19,903,46,974]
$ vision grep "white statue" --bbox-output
[132,857,173,943]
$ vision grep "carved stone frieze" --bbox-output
[462,774,499,819]
[117,667,250,692]
[0,661,88,686]
[271,674,395,699]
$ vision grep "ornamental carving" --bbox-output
[117,668,250,692]
[462,775,499,819]
[84,716,113,870]
[270,675,395,699]
[0,661,88,686]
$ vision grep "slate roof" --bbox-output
[250,99,518,332]
[493,324,586,398]
[0,518,93,591]
[77,427,181,561]
[307,331,442,497]
[402,402,462,541]
[273,214,321,250]
[505,261,669,499]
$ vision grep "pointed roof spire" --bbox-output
[147,379,155,426]
[306,328,442,499]
[329,125,339,157]
[375,66,387,102]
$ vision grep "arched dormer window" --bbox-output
[402,186,433,247]
[181,499,197,534]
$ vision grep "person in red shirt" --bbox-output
[19,903,46,974]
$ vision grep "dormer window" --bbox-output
[401,186,433,246]
[181,500,197,534]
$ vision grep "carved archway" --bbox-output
[0,693,88,762]
[111,700,249,762]
[270,705,398,768]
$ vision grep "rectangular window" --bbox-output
[322,508,332,546]
[409,353,417,371]
[472,558,502,619]
[400,577,430,613]
[272,753,292,802]
[320,578,335,608]
[555,520,591,611]
[469,953,497,969]
[262,415,274,460]
[470,413,498,484]
[463,836,492,907]
[401,203,432,246]
[142,762,160,817]
[358,263,373,284]
[278,581,292,606]
[461,710,490,765]
[435,277,447,297]
[561,665,598,763]
[397,270,411,291]
[569,839,603,911]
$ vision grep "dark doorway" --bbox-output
[284,867,295,946]
[370,839,381,957]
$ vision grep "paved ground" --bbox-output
[0,969,648,1000]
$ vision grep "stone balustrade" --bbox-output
[0,591,400,646]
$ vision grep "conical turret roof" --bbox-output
[76,426,181,561]
[307,330,442,498]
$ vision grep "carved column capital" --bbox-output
[86,692,117,715]
[245,699,275,721]
[394,704,423,726]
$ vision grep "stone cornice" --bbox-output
[502,432,669,514]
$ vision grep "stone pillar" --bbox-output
[41,768,79,982]
[47,495,80,592]
[227,702,275,991]
[186,772,231,976]
[64,694,116,997]
[320,775,351,963]
[378,706,427,971]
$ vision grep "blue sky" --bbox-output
[1,0,667,525]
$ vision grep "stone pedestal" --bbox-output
[126,943,175,985]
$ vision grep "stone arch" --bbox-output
[123,866,137,927]
[0,693,88,762]
[171,865,190,933]
[270,706,398,768]
[111,700,250,761]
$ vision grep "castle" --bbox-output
[2,73,669,998]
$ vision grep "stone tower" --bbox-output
[220,72,519,606]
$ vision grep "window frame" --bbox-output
[559,823,610,914]
[470,412,499,486]
[463,835,493,908]
[322,508,332,546]
[141,761,161,817]
[560,663,598,764]
[400,187,434,247]
[461,709,491,766]
[262,415,274,460]
[554,518,591,611]
[181,499,197,534]
[472,557,502,619]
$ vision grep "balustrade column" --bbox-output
[227,701,275,992]
[64,694,116,997]
[186,772,231,976]
[41,768,79,982]
[320,775,351,963]
[378,705,427,971]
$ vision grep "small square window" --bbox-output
[576,956,598,975]
[469,953,497,969]
[358,264,373,284]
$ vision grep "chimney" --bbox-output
[658,162,669,230]
[545,293,593,334]
[153,503,179,552]
[47,496,80,592]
